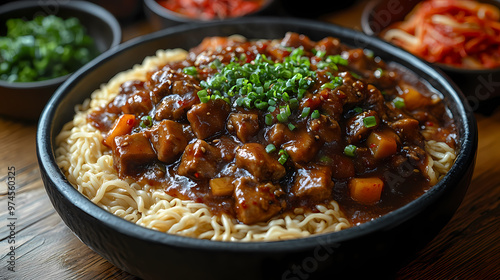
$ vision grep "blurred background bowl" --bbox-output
[0,1,121,121]
[143,0,278,30]
[361,0,500,113]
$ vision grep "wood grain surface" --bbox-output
[1,1,499,279]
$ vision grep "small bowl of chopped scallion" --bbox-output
[0,1,121,121]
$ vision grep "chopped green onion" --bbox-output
[265,114,273,126]
[183,66,198,76]
[278,149,289,165]
[209,58,222,70]
[140,116,153,128]
[300,107,311,118]
[319,155,332,164]
[393,97,406,109]
[363,116,377,128]
[277,112,288,123]
[353,107,363,113]
[288,123,296,131]
[344,145,357,157]
[311,110,320,119]
[265,144,276,153]
[193,45,317,127]
[255,100,268,110]
[350,72,362,79]
[374,68,384,78]
[327,55,348,66]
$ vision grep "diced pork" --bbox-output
[291,166,334,201]
[265,123,292,146]
[187,99,231,139]
[154,91,198,121]
[390,118,424,146]
[177,140,221,179]
[346,110,380,144]
[113,132,156,177]
[307,115,341,143]
[282,130,320,163]
[227,113,260,142]
[235,143,286,181]
[147,120,187,163]
[233,177,284,224]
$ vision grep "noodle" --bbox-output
[55,42,456,241]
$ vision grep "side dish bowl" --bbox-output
[361,0,500,109]
[0,1,121,121]
[144,0,277,30]
[37,18,477,280]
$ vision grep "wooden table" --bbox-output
[1,1,499,279]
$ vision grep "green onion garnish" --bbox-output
[311,110,320,119]
[363,116,377,128]
[195,46,316,127]
[265,144,276,153]
[300,107,311,118]
[278,149,289,165]
[288,123,296,131]
[353,107,363,114]
[140,116,153,128]
[393,97,406,109]
[344,145,357,157]
[265,114,273,126]
[183,66,198,76]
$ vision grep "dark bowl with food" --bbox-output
[143,0,277,30]
[37,18,477,280]
[0,1,121,121]
[361,0,500,111]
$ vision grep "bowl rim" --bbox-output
[360,0,500,73]
[37,17,477,253]
[143,0,275,23]
[0,0,122,88]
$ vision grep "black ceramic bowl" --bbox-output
[361,0,500,110]
[0,1,121,121]
[144,0,277,30]
[37,18,477,280]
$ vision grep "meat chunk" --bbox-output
[227,113,260,142]
[154,91,198,121]
[122,90,153,115]
[213,136,239,162]
[265,123,292,146]
[346,110,380,144]
[324,154,355,179]
[113,132,156,177]
[235,143,286,181]
[280,32,315,50]
[390,118,424,146]
[146,68,200,103]
[307,115,341,143]
[337,73,366,107]
[282,130,320,163]
[187,99,231,139]
[147,120,187,164]
[315,37,342,57]
[233,177,284,224]
[291,166,334,201]
[177,140,221,179]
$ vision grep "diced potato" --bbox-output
[348,177,384,204]
[367,130,397,159]
[399,83,431,110]
[210,177,234,196]
[104,114,136,147]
